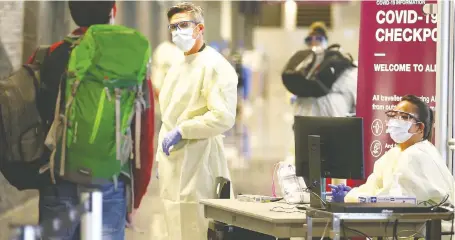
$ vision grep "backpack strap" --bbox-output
[45,79,64,184]
[114,88,122,161]
[46,38,82,184]
[134,84,146,169]
[33,46,50,65]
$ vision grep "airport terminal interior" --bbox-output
[1,1,452,240]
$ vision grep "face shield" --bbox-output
[385,110,420,123]
[385,110,423,143]
[168,21,201,52]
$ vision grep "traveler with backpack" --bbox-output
[282,21,357,117]
[0,1,154,239]
[157,2,237,240]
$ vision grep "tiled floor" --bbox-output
[0,80,295,240]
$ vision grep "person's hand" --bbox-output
[126,209,145,234]
[162,128,182,156]
[290,95,297,104]
[329,184,352,203]
[126,208,137,228]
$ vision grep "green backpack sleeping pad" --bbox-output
[44,24,151,185]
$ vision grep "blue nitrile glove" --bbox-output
[329,184,352,203]
[290,95,297,104]
[162,128,182,156]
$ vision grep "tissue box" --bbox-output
[358,196,417,204]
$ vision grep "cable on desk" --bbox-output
[319,220,330,240]
[308,190,327,207]
[395,222,426,239]
[396,230,424,239]
[430,194,450,211]
[418,195,449,208]
[269,206,305,214]
[303,182,327,207]
[341,223,372,240]
[450,204,454,240]
[393,219,399,240]
[383,221,425,240]
[384,220,391,237]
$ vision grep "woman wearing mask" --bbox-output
[331,94,455,206]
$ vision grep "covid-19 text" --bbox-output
[375,10,437,43]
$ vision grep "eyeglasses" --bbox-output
[305,35,325,44]
[168,21,199,32]
[385,110,419,122]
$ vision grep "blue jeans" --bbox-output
[39,178,126,240]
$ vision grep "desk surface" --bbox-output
[201,199,448,238]
[200,199,306,224]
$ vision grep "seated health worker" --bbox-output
[331,94,455,205]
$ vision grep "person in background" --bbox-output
[331,95,455,207]
[157,2,237,239]
[290,21,357,117]
[28,1,154,239]
[151,34,184,98]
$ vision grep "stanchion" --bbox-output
[10,189,103,240]
[19,225,39,240]
[80,190,103,240]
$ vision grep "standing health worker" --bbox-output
[157,2,238,240]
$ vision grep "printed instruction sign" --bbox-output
[352,0,436,186]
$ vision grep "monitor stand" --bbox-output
[308,135,325,209]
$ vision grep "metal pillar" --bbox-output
[121,1,137,29]
[150,1,162,50]
[80,190,103,240]
[220,1,232,43]
[204,1,223,43]
[38,1,69,45]
[436,0,455,173]
[158,1,174,44]
[20,226,38,240]
[136,1,152,42]
[22,1,39,64]
[230,1,244,52]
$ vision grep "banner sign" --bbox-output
[352,0,437,187]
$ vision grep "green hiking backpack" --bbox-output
[44,25,151,185]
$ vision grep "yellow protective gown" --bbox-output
[345,140,455,205]
[157,46,237,240]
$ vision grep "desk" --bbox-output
[305,206,452,240]
[201,199,453,239]
[202,199,306,238]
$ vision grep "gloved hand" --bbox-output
[290,95,297,104]
[162,128,182,156]
[329,184,352,203]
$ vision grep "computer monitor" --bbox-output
[294,116,365,190]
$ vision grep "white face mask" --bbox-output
[172,27,198,52]
[386,119,414,143]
